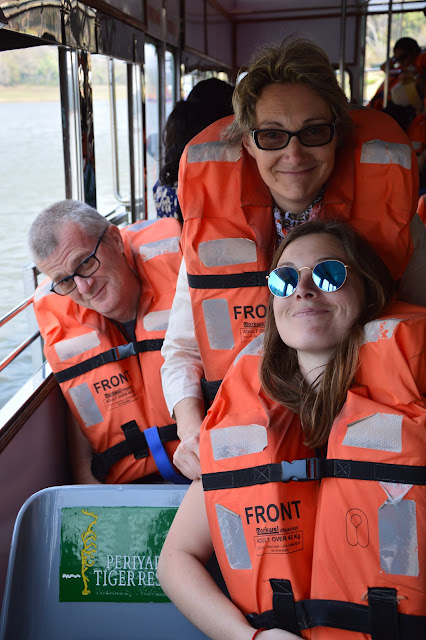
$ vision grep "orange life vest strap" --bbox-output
[247,579,426,639]
[200,377,222,406]
[91,421,178,481]
[202,458,426,491]
[54,339,164,383]
[187,270,268,290]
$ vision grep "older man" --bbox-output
[29,200,184,484]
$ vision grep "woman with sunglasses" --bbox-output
[161,36,425,482]
[158,220,426,640]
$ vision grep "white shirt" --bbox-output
[161,258,204,415]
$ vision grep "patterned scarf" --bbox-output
[273,189,323,244]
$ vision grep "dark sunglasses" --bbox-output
[251,122,335,151]
[267,260,350,298]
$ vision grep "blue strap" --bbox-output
[144,426,189,484]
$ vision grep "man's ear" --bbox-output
[242,133,256,159]
[106,224,124,253]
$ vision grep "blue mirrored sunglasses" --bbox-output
[267,260,350,298]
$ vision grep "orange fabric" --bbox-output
[200,302,426,638]
[34,218,182,483]
[367,72,401,111]
[179,110,418,383]
[417,194,426,224]
[407,113,426,153]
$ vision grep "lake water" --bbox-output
[0,97,137,408]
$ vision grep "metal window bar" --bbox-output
[109,59,131,206]
[0,296,40,374]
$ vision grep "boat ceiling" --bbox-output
[211,0,425,21]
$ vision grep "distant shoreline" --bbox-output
[0,85,126,103]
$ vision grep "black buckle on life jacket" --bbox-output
[114,342,137,359]
[281,458,319,482]
[91,422,178,481]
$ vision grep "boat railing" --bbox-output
[0,296,41,375]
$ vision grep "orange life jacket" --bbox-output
[34,218,185,484]
[179,109,418,386]
[417,194,426,225]
[407,113,426,154]
[200,302,426,639]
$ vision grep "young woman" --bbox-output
[158,221,426,640]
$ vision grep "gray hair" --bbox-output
[28,200,110,262]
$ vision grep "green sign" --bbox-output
[59,506,177,602]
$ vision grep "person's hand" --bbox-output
[380,56,397,72]
[173,433,201,479]
[172,396,205,479]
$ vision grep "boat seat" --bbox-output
[0,485,209,640]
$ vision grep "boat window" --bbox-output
[145,43,160,219]
[364,9,426,104]
[165,50,176,119]
[0,45,63,408]
[335,69,352,101]
[91,56,130,215]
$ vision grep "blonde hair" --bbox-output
[260,220,395,448]
[225,36,351,144]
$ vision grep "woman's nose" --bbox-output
[74,275,94,294]
[283,135,307,160]
[296,269,318,298]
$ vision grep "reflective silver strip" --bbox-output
[346,508,369,547]
[34,281,52,301]
[138,236,180,261]
[127,220,157,231]
[360,139,412,169]
[362,318,402,344]
[210,424,267,460]
[202,299,235,350]
[343,413,402,452]
[55,331,100,361]
[233,333,264,366]
[215,504,251,570]
[380,482,413,504]
[199,238,257,267]
[68,383,103,427]
[143,309,170,332]
[378,499,419,576]
[187,141,241,163]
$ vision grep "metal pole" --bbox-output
[383,0,393,109]
[339,0,348,95]
[359,9,367,105]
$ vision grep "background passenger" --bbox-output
[368,37,426,112]
[161,36,424,481]
[29,200,184,485]
[153,78,234,221]
[368,37,426,188]
[158,220,426,640]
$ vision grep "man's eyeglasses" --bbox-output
[50,228,107,296]
[267,260,350,298]
[251,122,336,151]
